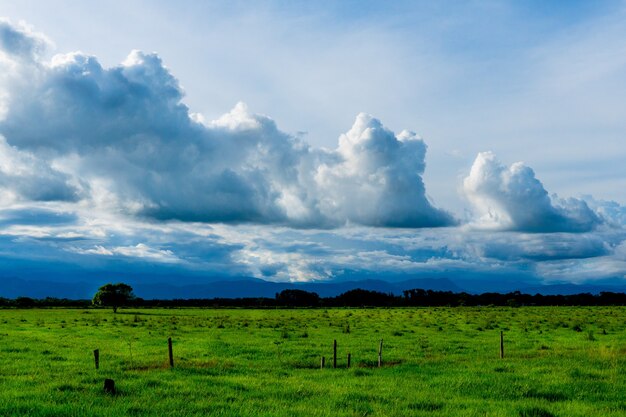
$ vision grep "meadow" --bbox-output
[0,307,625,416]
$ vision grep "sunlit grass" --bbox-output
[0,307,624,416]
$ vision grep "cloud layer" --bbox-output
[0,21,452,228]
[0,205,624,291]
[0,19,625,291]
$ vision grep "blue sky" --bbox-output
[0,1,625,294]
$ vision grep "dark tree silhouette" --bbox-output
[333,289,396,307]
[92,283,135,313]
[15,297,36,308]
[275,289,320,307]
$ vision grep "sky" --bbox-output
[0,1,625,295]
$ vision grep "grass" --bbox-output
[0,306,624,416]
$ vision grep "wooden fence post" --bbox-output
[93,349,99,370]
[321,356,325,369]
[103,378,115,394]
[500,331,504,359]
[347,353,351,368]
[333,339,337,369]
[168,337,174,368]
[378,339,383,367]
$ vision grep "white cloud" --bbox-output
[234,247,327,282]
[0,18,625,291]
[0,200,623,287]
[0,20,453,229]
[463,152,600,232]
[0,18,51,61]
[314,113,454,227]
[74,243,180,263]
[581,196,626,227]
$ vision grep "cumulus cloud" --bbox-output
[315,114,454,227]
[463,152,601,232]
[0,135,80,204]
[0,19,51,120]
[0,19,50,61]
[0,20,453,228]
[581,196,626,227]
[1,19,625,291]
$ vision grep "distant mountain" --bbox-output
[133,277,463,299]
[0,277,96,299]
[0,275,624,300]
[0,276,462,299]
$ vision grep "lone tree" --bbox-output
[92,283,135,313]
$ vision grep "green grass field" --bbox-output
[0,307,625,416]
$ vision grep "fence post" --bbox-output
[321,356,325,369]
[168,337,174,368]
[378,339,383,367]
[500,331,504,359]
[347,353,351,368]
[93,349,99,370]
[103,378,115,394]
[333,339,337,369]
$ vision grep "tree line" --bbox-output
[2,287,626,308]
